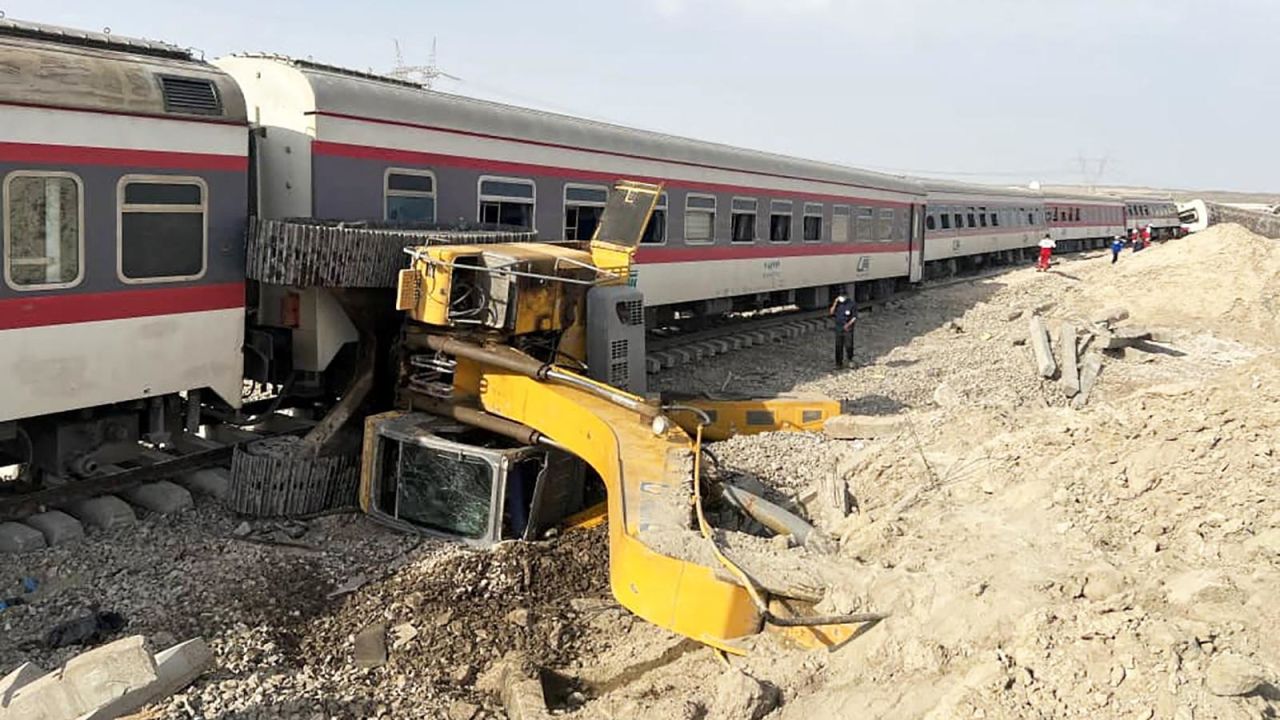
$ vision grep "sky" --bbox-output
[7,0,1277,192]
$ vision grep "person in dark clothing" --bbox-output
[829,290,858,368]
[1111,235,1124,264]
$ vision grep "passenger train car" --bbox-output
[0,20,248,478]
[214,55,928,324]
[1122,197,1182,238]
[0,18,1163,482]
[1044,191,1126,248]
[921,180,1046,277]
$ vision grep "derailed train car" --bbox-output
[0,20,248,481]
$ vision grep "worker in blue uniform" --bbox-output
[829,289,858,368]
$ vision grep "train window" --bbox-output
[478,177,535,230]
[940,212,952,230]
[769,200,792,243]
[831,205,851,243]
[951,211,963,230]
[731,198,757,243]
[564,184,608,241]
[966,207,977,228]
[3,172,83,290]
[876,208,895,242]
[977,207,988,228]
[684,194,716,244]
[926,214,936,231]
[855,208,875,242]
[384,169,436,223]
[803,203,823,242]
[990,211,1000,227]
[117,176,206,283]
[641,193,668,245]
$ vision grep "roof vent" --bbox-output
[159,75,221,116]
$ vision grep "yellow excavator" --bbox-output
[355,181,880,653]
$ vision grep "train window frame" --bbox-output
[925,214,937,231]
[384,168,437,224]
[563,183,609,241]
[116,174,208,285]
[769,200,793,243]
[3,170,86,292]
[477,176,536,231]
[684,193,717,245]
[854,207,875,243]
[640,192,668,245]
[730,197,758,244]
[876,208,896,243]
[831,205,851,243]
[802,202,824,243]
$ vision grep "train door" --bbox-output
[908,203,925,282]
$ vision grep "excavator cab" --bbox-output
[359,411,598,546]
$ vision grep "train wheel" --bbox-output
[0,427,43,494]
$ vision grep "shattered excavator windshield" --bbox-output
[590,180,662,248]
[388,444,494,539]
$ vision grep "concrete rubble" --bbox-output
[0,635,211,720]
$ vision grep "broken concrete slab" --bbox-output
[1059,323,1081,398]
[1028,316,1057,378]
[1072,354,1104,409]
[353,623,388,669]
[0,521,47,553]
[64,495,137,531]
[0,661,47,709]
[80,637,214,719]
[24,511,84,547]
[5,635,158,720]
[1092,307,1130,327]
[823,414,905,440]
[120,481,194,515]
[1102,326,1153,350]
[175,467,230,500]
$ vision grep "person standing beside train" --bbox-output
[1037,233,1056,271]
[1111,235,1124,264]
[829,290,858,369]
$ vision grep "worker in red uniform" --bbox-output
[1037,233,1056,271]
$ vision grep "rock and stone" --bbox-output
[1205,653,1267,697]
[81,637,214,719]
[1103,326,1153,350]
[1059,323,1081,398]
[823,414,905,440]
[353,623,388,669]
[708,668,778,720]
[1072,354,1104,409]
[4,635,158,720]
[175,468,230,500]
[64,495,137,530]
[24,510,85,546]
[0,521,47,553]
[1028,316,1057,378]
[1093,307,1130,327]
[120,481,194,515]
[0,662,47,708]
[448,700,480,720]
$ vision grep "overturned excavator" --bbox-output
[234,181,881,653]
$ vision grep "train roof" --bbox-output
[218,54,925,197]
[0,18,246,122]
[921,178,1043,200]
[1040,189,1125,206]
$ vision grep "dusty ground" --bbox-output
[3,225,1277,719]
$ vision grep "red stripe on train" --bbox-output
[311,140,915,208]
[635,243,908,263]
[310,110,918,199]
[0,282,244,331]
[0,142,248,172]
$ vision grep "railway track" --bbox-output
[645,261,1042,374]
[0,416,314,551]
